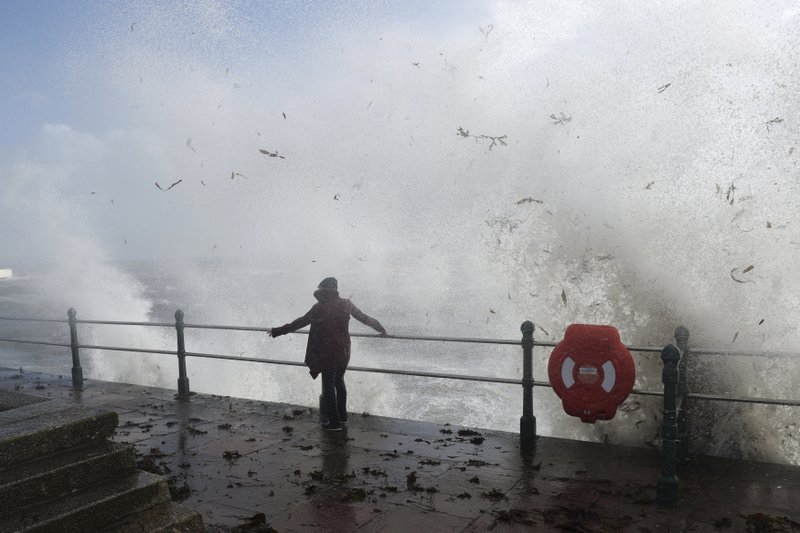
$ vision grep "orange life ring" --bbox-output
[548,324,635,423]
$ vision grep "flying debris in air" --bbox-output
[645,181,655,189]
[765,117,783,131]
[333,194,340,201]
[259,149,285,159]
[515,197,543,205]
[729,266,755,284]
[657,83,671,93]
[282,112,286,119]
[412,62,420,68]
[155,179,182,191]
[231,172,248,180]
[186,138,196,153]
[200,180,206,186]
[561,289,567,305]
[130,22,136,32]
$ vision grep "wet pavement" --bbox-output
[2,366,799,532]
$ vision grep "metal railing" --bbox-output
[1,309,799,509]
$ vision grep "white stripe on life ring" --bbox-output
[562,357,575,388]
[601,360,615,392]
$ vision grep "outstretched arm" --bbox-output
[269,308,314,337]
[350,302,387,335]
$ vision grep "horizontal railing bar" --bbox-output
[0,316,67,324]
[184,323,270,332]
[184,350,523,384]
[0,338,71,348]
[5,313,799,358]
[686,392,800,407]
[686,348,800,359]
[78,344,177,356]
[75,319,174,327]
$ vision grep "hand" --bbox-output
[269,327,285,338]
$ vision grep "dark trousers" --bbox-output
[321,366,347,424]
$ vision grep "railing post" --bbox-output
[675,326,690,462]
[175,309,190,399]
[67,308,83,389]
[520,320,536,451]
[656,344,681,508]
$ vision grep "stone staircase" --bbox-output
[0,390,203,532]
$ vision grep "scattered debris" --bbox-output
[231,512,276,532]
[765,117,784,131]
[478,24,493,41]
[341,488,368,502]
[259,149,285,159]
[724,182,736,205]
[515,197,543,205]
[561,289,567,305]
[456,127,507,150]
[758,319,765,325]
[223,450,241,463]
[155,179,182,191]
[231,171,248,180]
[493,508,535,527]
[481,488,507,501]
[645,181,655,189]
[550,112,571,125]
[742,265,754,274]
[737,512,799,532]
[186,138,195,153]
[657,83,672,93]
[732,331,739,344]
[730,267,755,284]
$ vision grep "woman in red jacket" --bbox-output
[269,277,387,431]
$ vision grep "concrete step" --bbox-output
[99,501,204,533]
[0,404,118,467]
[0,469,170,533]
[0,440,135,515]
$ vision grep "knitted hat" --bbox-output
[317,277,338,290]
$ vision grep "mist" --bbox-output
[1,1,798,463]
